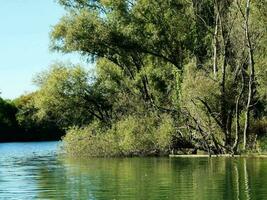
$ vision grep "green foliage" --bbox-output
[0,97,18,132]
[180,62,223,144]
[14,92,39,132]
[50,0,267,156]
[115,114,175,156]
[33,62,112,128]
[0,93,63,141]
[51,0,195,70]
[63,114,176,157]
[62,122,120,157]
[13,93,63,140]
[258,136,267,153]
[4,0,266,154]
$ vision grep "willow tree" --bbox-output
[49,0,266,155]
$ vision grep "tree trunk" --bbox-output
[213,3,219,77]
[243,0,255,151]
[217,0,232,148]
[233,67,245,153]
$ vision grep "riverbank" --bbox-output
[169,154,267,158]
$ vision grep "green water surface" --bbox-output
[0,142,267,200]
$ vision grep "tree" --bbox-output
[33,62,112,128]
[0,97,18,133]
[47,0,267,155]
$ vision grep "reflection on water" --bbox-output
[0,142,267,200]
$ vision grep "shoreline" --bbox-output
[169,154,267,158]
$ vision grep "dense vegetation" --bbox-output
[1,0,266,155]
[0,94,63,142]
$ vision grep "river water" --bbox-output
[0,141,267,200]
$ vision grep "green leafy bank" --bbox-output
[1,0,266,155]
[64,114,176,157]
[53,0,266,156]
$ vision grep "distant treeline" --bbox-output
[0,96,63,142]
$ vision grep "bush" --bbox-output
[63,114,176,157]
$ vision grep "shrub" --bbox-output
[63,114,176,157]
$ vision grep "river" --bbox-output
[0,141,267,199]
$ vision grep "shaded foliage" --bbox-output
[0,94,63,142]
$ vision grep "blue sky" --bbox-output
[0,0,88,99]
